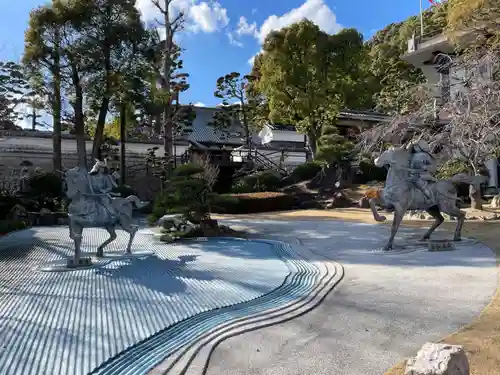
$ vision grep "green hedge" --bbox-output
[111,184,137,197]
[0,220,28,235]
[357,161,387,183]
[282,160,326,186]
[232,170,282,193]
[214,192,295,214]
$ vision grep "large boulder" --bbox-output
[325,191,352,209]
[358,196,370,209]
[405,342,469,375]
[157,214,196,234]
[491,193,500,208]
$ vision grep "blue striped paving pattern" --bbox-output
[90,240,319,375]
[0,228,297,375]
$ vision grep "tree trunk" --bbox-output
[162,8,174,159]
[241,104,251,150]
[91,96,110,159]
[92,28,111,160]
[31,108,36,130]
[71,62,87,168]
[469,166,484,210]
[307,131,318,159]
[469,183,483,210]
[119,103,126,186]
[51,31,62,176]
[154,113,161,134]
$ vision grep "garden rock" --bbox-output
[158,214,184,228]
[9,204,27,221]
[405,342,469,375]
[326,192,352,209]
[200,219,219,236]
[358,196,370,208]
[298,200,322,209]
[490,193,500,208]
[158,214,196,236]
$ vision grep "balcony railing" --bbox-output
[407,29,450,54]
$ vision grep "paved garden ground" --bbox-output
[207,218,497,375]
[0,217,497,375]
[0,226,340,375]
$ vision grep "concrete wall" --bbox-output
[0,135,308,200]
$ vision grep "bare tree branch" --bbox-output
[358,48,500,172]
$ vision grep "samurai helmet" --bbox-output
[406,139,431,154]
[89,158,108,174]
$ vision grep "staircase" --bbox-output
[232,148,290,179]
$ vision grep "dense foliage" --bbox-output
[231,170,282,193]
[287,161,326,184]
[367,2,449,114]
[150,163,220,224]
[251,20,374,157]
[214,192,295,214]
[0,0,494,219]
[0,61,31,130]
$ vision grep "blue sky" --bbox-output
[0,0,434,109]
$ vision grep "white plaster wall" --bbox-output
[0,135,188,156]
[270,130,305,143]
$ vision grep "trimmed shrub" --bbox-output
[26,172,67,212]
[112,184,137,198]
[148,162,220,224]
[0,193,21,218]
[0,219,27,235]
[232,170,282,193]
[28,172,63,198]
[289,161,325,183]
[214,192,295,214]
[356,161,387,183]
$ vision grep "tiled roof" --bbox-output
[185,107,390,142]
[186,107,244,145]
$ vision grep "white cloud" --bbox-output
[193,101,206,107]
[136,0,229,34]
[257,0,342,44]
[226,16,258,48]
[236,16,258,37]
[189,1,229,33]
[248,53,258,66]
[227,32,243,47]
[244,0,342,65]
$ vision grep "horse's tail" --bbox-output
[449,173,488,186]
[125,195,150,209]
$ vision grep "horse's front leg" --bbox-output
[71,222,83,262]
[96,226,117,257]
[369,197,387,222]
[383,204,406,251]
[125,224,138,255]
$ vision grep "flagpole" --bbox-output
[420,0,424,36]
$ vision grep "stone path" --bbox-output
[0,220,496,375]
[0,227,339,375]
[204,219,498,375]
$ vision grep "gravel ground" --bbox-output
[206,219,498,375]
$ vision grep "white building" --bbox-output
[401,30,499,195]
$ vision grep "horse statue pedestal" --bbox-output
[428,240,455,252]
[67,257,93,268]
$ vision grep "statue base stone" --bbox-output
[427,240,455,252]
[67,257,93,268]
[35,250,155,272]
